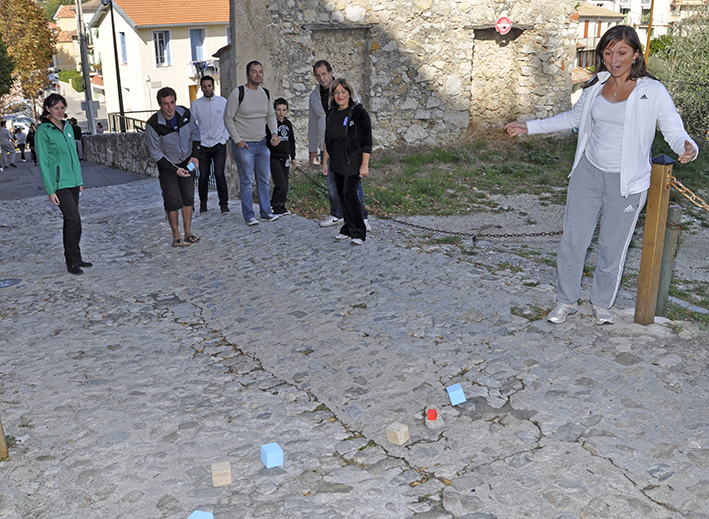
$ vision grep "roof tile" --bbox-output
[115,0,229,27]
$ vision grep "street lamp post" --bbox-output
[100,0,125,131]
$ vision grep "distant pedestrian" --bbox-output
[322,78,372,246]
[191,75,230,213]
[505,25,698,325]
[96,122,104,134]
[36,94,92,275]
[267,98,296,215]
[146,86,201,247]
[69,118,83,160]
[15,128,27,162]
[27,124,37,165]
[0,120,17,171]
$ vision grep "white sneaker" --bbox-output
[351,238,364,246]
[364,219,371,231]
[0,167,3,172]
[320,215,343,227]
[262,214,280,222]
[334,233,350,241]
[546,302,578,324]
[592,305,615,325]
[246,218,259,226]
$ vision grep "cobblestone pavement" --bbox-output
[1,171,708,519]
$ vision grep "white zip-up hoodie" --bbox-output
[526,71,698,197]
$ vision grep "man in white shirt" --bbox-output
[191,76,230,213]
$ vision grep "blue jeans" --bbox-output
[232,139,272,220]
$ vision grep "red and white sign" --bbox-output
[495,16,512,35]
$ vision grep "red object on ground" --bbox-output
[427,409,437,421]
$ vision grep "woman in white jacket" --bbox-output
[505,25,698,325]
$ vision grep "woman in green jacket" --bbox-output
[36,94,92,275]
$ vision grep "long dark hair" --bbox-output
[329,78,355,109]
[586,25,656,87]
[40,94,68,123]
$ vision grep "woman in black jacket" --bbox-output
[322,78,372,245]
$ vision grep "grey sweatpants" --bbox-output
[557,155,647,308]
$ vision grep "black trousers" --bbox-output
[333,172,366,240]
[270,156,290,213]
[56,187,82,267]
[198,142,229,209]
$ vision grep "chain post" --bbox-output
[635,156,674,325]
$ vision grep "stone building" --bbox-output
[222,0,577,151]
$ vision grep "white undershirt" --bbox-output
[586,94,626,173]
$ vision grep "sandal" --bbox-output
[185,234,200,244]
[172,238,189,247]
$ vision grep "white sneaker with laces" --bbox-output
[592,304,615,325]
[334,233,349,241]
[351,238,364,246]
[262,214,280,222]
[546,302,578,324]
[246,218,259,226]
[320,215,343,227]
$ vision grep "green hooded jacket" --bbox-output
[36,121,83,195]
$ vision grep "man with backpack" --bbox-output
[224,61,281,226]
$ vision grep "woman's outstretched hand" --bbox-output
[678,140,697,164]
[504,121,528,137]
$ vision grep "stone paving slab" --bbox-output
[1,178,708,518]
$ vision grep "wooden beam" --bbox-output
[635,157,673,325]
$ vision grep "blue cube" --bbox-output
[446,383,466,406]
[261,442,283,468]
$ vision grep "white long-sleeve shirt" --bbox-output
[527,71,698,197]
[190,94,229,148]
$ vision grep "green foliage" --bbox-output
[0,37,13,98]
[649,5,709,138]
[40,0,73,22]
[60,70,84,92]
[648,34,673,56]
[0,0,55,100]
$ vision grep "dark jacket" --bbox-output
[145,106,201,173]
[266,117,296,161]
[36,121,83,195]
[325,102,372,176]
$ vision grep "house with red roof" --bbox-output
[88,0,230,117]
[52,1,102,71]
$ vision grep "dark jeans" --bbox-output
[270,157,290,213]
[198,142,228,209]
[332,172,366,240]
[30,147,37,165]
[324,155,368,219]
[56,187,82,267]
[18,144,26,161]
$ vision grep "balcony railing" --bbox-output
[107,110,154,133]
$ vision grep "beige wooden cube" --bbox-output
[386,422,410,446]
[211,461,232,487]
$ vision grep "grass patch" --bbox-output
[666,302,709,331]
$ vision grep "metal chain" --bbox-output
[670,175,709,213]
[376,214,563,241]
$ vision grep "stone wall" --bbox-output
[82,133,241,197]
[230,0,577,153]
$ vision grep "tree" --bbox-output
[649,6,709,138]
[0,0,54,102]
[0,37,13,98]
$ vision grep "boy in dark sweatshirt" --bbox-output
[267,98,297,215]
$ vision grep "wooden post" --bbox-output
[635,156,674,325]
[0,415,8,460]
[656,205,683,317]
